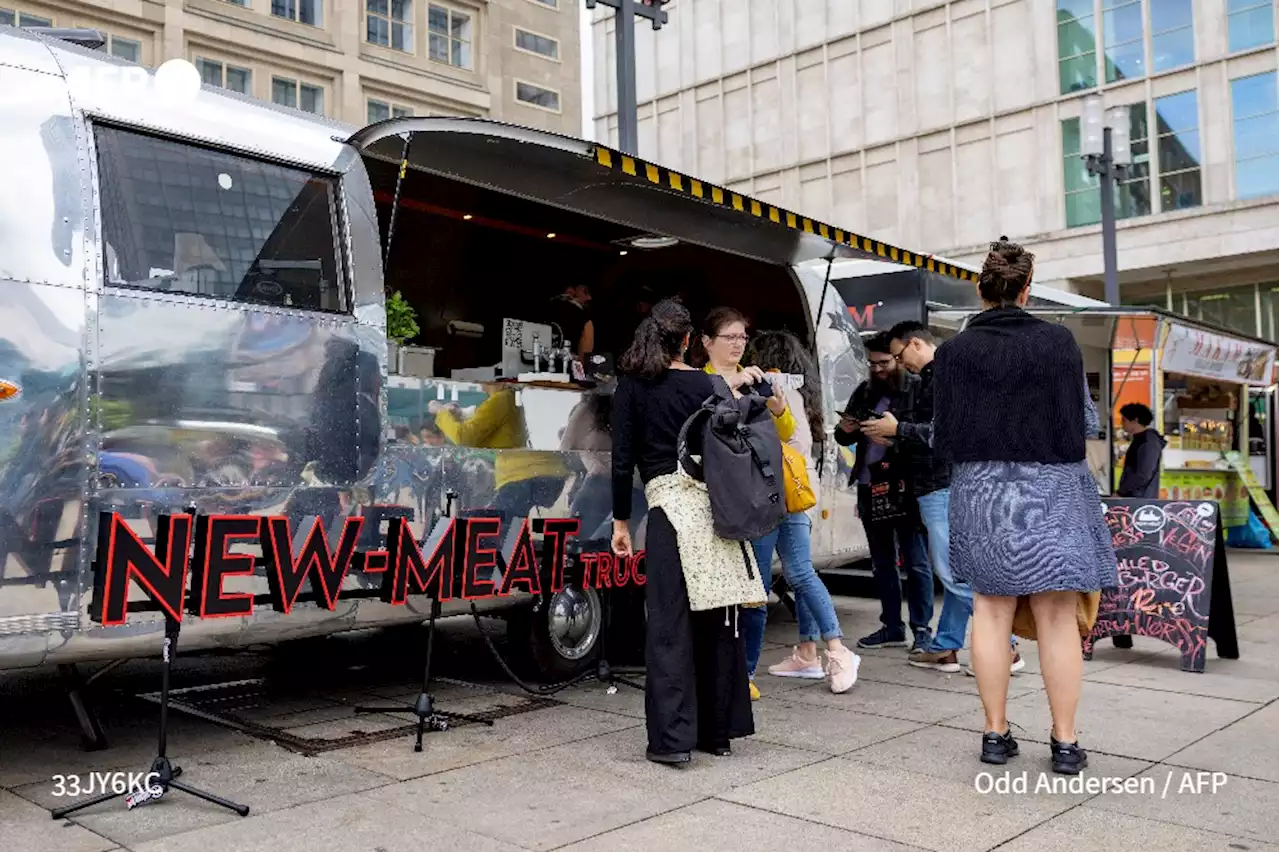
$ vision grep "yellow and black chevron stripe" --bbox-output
[592,145,979,284]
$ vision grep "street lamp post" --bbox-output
[1081,94,1132,306]
[585,0,669,156]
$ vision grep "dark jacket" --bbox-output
[1117,429,1167,498]
[933,307,1087,465]
[893,360,951,496]
[835,372,919,488]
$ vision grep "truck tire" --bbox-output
[505,583,603,682]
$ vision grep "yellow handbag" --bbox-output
[780,442,817,513]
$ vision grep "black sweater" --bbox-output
[610,369,715,521]
[933,307,1086,465]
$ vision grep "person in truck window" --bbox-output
[546,283,595,355]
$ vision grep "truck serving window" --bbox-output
[93,124,348,313]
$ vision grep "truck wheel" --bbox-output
[506,583,603,682]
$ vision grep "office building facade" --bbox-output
[5,0,580,133]
[590,0,1279,341]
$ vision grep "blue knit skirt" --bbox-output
[949,459,1118,596]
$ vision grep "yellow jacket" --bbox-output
[435,388,568,491]
[702,363,797,442]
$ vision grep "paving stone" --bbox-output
[0,708,256,789]
[748,696,925,756]
[995,804,1277,852]
[542,725,827,798]
[845,723,1153,787]
[781,675,985,724]
[851,647,1041,698]
[368,747,703,851]
[1235,614,1278,644]
[13,740,395,848]
[329,705,640,781]
[937,679,1260,761]
[1165,704,1280,782]
[561,798,918,851]
[1084,641,1279,704]
[0,789,116,852]
[1086,765,1279,845]
[128,787,525,852]
[547,680,648,720]
[721,756,1080,852]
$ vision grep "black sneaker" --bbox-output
[981,729,1019,765]
[857,627,908,649]
[1050,736,1088,774]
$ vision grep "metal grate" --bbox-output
[136,675,562,756]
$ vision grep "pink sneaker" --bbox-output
[825,646,861,694]
[767,649,825,679]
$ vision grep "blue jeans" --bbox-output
[858,486,934,638]
[917,488,971,653]
[742,512,843,675]
[918,488,1015,654]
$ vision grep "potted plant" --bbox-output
[385,290,419,374]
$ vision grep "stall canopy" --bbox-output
[346,116,979,279]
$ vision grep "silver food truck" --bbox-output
[0,26,988,743]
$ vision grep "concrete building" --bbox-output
[590,0,1280,341]
[4,0,581,133]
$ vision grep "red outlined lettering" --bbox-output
[92,512,192,626]
[190,516,257,619]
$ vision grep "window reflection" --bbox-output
[1228,0,1276,52]
[1057,0,1098,93]
[1102,0,1144,82]
[1154,90,1202,212]
[1151,0,1195,72]
[1231,72,1279,200]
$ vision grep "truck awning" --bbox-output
[346,116,976,281]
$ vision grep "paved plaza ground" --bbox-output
[2,551,1276,852]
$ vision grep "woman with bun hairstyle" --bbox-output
[611,298,758,765]
[932,238,1117,775]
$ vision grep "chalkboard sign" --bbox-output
[1084,499,1239,673]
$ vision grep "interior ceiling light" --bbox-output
[619,250,628,256]
[629,235,679,249]
[463,214,473,220]
[547,232,557,238]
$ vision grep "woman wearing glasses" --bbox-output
[700,308,859,698]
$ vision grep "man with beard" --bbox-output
[836,333,934,653]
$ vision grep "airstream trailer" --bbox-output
[0,27,985,731]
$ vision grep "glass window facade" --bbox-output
[367,0,413,52]
[1149,0,1194,72]
[1228,0,1276,52]
[1062,104,1150,227]
[428,4,472,68]
[1102,0,1144,82]
[1058,0,1098,94]
[1231,71,1279,200]
[1154,90,1201,212]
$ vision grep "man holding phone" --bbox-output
[836,333,934,653]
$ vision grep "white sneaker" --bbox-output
[825,647,861,694]
[767,649,825,679]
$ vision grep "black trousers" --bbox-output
[644,508,755,754]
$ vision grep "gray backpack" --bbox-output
[677,375,786,541]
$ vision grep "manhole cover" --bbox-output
[136,676,562,756]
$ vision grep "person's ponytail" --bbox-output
[618,298,693,380]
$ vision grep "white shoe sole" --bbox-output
[768,668,825,679]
